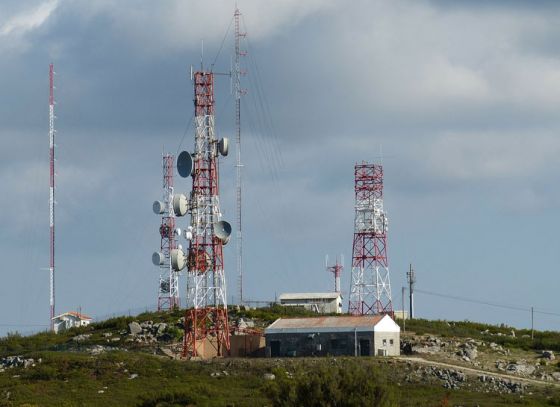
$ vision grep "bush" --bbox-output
[264,363,397,407]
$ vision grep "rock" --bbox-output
[505,363,536,376]
[551,372,560,381]
[103,332,113,338]
[511,330,516,338]
[72,334,91,342]
[129,322,142,335]
[263,373,276,381]
[129,373,138,380]
[542,350,555,360]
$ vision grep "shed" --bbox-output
[52,311,92,334]
[264,315,400,357]
[278,292,343,314]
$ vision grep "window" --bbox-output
[382,339,387,346]
[390,339,394,346]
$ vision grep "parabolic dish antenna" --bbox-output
[171,248,186,271]
[172,194,188,216]
[218,137,229,156]
[214,220,232,245]
[177,151,193,178]
[152,201,165,215]
[152,251,164,266]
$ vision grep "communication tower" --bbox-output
[326,255,343,293]
[348,162,394,316]
[233,7,247,305]
[48,63,56,330]
[172,71,231,357]
[152,154,180,311]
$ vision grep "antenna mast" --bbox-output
[326,255,343,293]
[153,154,180,311]
[180,71,231,358]
[234,7,246,305]
[48,63,56,330]
[348,162,394,316]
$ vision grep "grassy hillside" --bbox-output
[1,307,560,406]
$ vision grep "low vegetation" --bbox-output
[400,318,560,352]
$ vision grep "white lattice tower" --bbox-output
[157,154,180,311]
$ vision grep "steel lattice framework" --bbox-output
[183,71,230,357]
[157,154,180,311]
[348,163,394,316]
[48,63,56,330]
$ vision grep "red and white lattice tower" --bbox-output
[155,154,180,311]
[348,162,394,316]
[48,63,56,330]
[326,255,343,293]
[182,71,230,357]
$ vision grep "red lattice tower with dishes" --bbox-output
[348,163,394,316]
[182,71,230,357]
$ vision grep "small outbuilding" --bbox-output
[264,315,400,357]
[278,292,343,314]
[52,311,92,334]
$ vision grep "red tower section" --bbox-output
[348,163,393,316]
[182,72,230,358]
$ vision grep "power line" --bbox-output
[415,288,560,318]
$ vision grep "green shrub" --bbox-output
[264,363,397,407]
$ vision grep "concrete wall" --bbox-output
[372,331,400,356]
[229,334,265,357]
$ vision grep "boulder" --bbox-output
[129,321,142,335]
[542,350,555,360]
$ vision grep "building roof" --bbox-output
[52,311,93,321]
[265,315,390,334]
[278,292,342,301]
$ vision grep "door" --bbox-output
[270,340,281,357]
[359,339,370,356]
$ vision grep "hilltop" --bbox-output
[1,307,560,406]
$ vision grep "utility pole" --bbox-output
[407,264,415,319]
[531,306,534,340]
[402,286,406,333]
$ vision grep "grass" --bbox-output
[1,354,559,406]
[400,318,560,352]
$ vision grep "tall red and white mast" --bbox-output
[348,162,393,316]
[49,63,56,330]
[234,7,246,305]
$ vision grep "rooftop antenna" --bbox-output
[48,63,56,330]
[233,7,247,305]
[326,255,344,293]
[200,40,204,70]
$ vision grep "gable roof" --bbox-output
[52,311,93,321]
[265,315,388,334]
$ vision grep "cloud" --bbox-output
[0,0,59,37]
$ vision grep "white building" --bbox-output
[265,314,401,357]
[278,292,343,314]
[52,311,93,333]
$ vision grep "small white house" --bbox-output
[278,292,343,314]
[52,311,93,334]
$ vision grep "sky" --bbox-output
[1,0,559,335]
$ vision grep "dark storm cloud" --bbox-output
[1,0,560,334]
